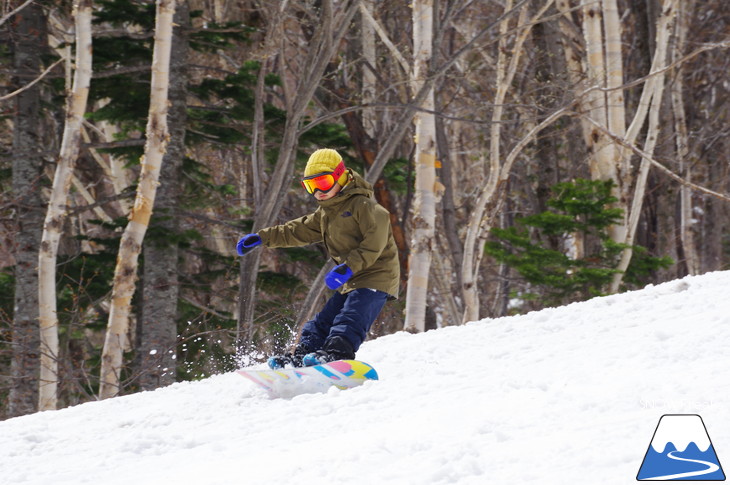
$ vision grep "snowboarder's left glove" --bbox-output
[236,233,262,256]
[325,263,353,290]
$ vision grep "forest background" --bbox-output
[1,0,728,418]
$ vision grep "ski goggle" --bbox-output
[300,161,346,194]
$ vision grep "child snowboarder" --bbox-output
[237,148,400,368]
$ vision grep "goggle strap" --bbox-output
[302,161,346,181]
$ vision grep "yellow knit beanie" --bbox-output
[305,149,349,186]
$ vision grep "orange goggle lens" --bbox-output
[301,173,337,194]
[301,161,345,194]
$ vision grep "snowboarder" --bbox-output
[237,148,400,368]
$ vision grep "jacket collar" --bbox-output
[316,170,372,209]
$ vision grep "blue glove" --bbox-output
[236,233,262,256]
[325,263,353,289]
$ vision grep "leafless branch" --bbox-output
[93,65,151,79]
[0,58,63,102]
[180,296,232,320]
[92,29,153,40]
[65,189,136,217]
[83,139,146,150]
[598,40,730,95]
[580,114,730,203]
[177,210,243,230]
[0,0,34,27]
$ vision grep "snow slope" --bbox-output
[2,271,730,484]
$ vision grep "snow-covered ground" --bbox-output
[2,271,730,484]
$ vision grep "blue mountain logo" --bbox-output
[637,414,725,481]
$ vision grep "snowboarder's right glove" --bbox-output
[236,233,262,256]
[325,263,353,290]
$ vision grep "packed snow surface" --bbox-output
[2,272,730,484]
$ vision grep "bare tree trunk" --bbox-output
[358,1,410,75]
[37,0,93,411]
[436,110,464,288]
[580,0,625,243]
[360,0,377,138]
[235,2,287,355]
[138,0,189,391]
[559,1,632,250]
[435,100,463,312]
[555,0,601,158]
[462,2,513,324]
[100,0,176,399]
[610,0,677,292]
[670,0,698,275]
[602,0,629,202]
[8,0,47,418]
[404,0,436,333]
[461,1,550,323]
[237,0,361,351]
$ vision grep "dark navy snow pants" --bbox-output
[300,288,388,352]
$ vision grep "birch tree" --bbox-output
[461,1,552,323]
[670,0,697,275]
[100,0,176,399]
[403,0,436,333]
[37,0,93,411]
[579,0,625,241]
[554,0,679,291]
[137,0,189,391]
[609,0,678,291]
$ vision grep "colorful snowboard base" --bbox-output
[238,360,378,398]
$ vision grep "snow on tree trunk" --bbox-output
[37,0,93,411]
[404,0,436,333]
[99,0,176,399]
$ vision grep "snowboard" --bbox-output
[238,360,378,398]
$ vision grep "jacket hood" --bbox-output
[317,170,373,208]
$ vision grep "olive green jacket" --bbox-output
[258,171,400,298]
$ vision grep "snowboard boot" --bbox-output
[267,343,312,369]
[302,336,355,366]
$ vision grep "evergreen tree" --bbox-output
[486,179,672,309]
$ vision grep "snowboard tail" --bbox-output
[238,360,378,398]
